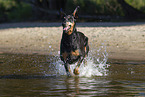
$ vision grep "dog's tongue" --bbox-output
[63,26,69,31]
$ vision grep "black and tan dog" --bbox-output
[60,6,89,76]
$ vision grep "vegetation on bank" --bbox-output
[126,0,145,13]
[0,0,32,22]
[0,0,145,22]
[66,0,145,16]
[66,0,124,16]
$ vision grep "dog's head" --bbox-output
[60,6,79,35]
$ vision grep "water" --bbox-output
[0,45,145,97]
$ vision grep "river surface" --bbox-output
[0,53,145,97]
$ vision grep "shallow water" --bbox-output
[0,49,145,96]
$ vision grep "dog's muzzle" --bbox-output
[62,22,72,33]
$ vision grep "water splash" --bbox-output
[46,43,110,77]
[79,43,109,77]
[75,43,109,77]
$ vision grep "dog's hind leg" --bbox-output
[83,58,87,67]
[84,45,89,66]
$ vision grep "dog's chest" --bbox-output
[63,35,79,52]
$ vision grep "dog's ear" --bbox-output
[72,6,80,18]
[59,8,66,18]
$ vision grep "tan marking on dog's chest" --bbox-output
[62,49,79,61]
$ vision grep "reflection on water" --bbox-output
[0,44,145,97]
[0,76,145,96]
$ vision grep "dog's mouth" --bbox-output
[63,25,71,32]
[63,22,72,33]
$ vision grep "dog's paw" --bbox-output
[67,72,72,77]
[73,68,79,75]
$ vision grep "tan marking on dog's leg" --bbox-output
[74,59,81,75]
[71,49,79,56]
[74,68,79,75]
[62,52,68,61]
[68,67,73,76]
[84,46,87,57]
[84,46,87,66]
[85,46,86,52]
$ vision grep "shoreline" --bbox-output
[1,22,145,29]
[0,22,145,64]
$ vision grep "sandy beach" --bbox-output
[0,22,145,63]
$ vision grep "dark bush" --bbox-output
[65,0,124,16]
[0,0,32,22]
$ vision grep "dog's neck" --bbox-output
[62,27,78,49]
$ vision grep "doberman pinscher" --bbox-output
[60,6,89,76]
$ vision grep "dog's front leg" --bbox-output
[64,62,72,77]
[74,56,84,75]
